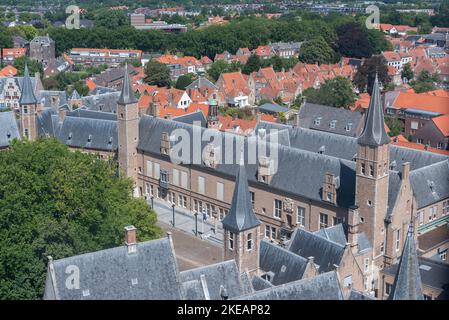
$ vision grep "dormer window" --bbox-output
[345,123,352,131]
[87,134,92,143]
[318,145,325,155]
[68,132,73,141]
[6,132,11,139]
[108,137,113,145]
[314,117,321,126]
[329,120,336,129]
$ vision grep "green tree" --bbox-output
[175,73,195,90]
[337,22,373,59]
[385,117,404,137]
[0,139,161,299]
[207,60,230,82]
[410,70,439,93]
[93,9,128,29]
[242,54,261,75]
[143,60,172,87]
[299,37,336,65]
[401,63,414,82]
[303,76,356,109]
[13,56,43,76]
[353,55,391,94]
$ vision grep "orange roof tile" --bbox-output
[393,91,449,114]
[86,78,96,91]
[0,65,17,77]
[432,114,449,136]
[391,136,449,156]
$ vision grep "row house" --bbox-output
[214,48,251,65]
[378,24,418,37]
[1,48,27,65]
[385,90,449,150]
[0,71,42,110]
[69,48,143,67]
[215,71,254,108]
[156,55,204,80]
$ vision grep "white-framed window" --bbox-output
[274,199,282,219]
[297,206,305,227]
[343,275,352,288]
[364,258,369,272]
[329,120,336,129]
[217,182,224,201]
[229,232,234,250]
[181,171,188,189]
[146,160,153,177]
[418,211,424,225]
[429,207,436,222]
[411,121,419,130]
[154,163,160,179]
[319,213,328,229]
[172,169,179,186]
[265,225,270,238]
[198,176,205,195]
[444,201,449,216]
[395,229,401,251]
[271,226,276,239]
[250,191,255,208]
[439,249,447,261]
[247,233,253,251]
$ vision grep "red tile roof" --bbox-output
[392,91,449,115]
[391,135,449,156]
[432,114,449,137]
[0,65,17,77]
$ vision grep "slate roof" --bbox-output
[237,271,344,300]
[313,223,347,246]
[0,111,20,148]
[384,256,449,300]
[179,260,253,300]
[251,276,274,291]
[348,289,375,300]
[172,110,207,127]
[18,64,37,105]
[259,240,308,286]
[410,160,449,209]
[389,225,424,300]
[38,90,68,108]
[222,155,261,233]
[82,92,120,113]
[256,121,449,171]
[357,75,390,146]
[57,116,117,151]
[288,228,346,273]
[258,103,290,114]
[298,103,364,137]
[117,64,137,105]
[186,76,217,90]
[44,238,182,300]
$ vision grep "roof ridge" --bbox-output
[410,159,449,173]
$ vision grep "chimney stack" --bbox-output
[347,205,360,253]
[402,162,410,181]
[125,225,137,254]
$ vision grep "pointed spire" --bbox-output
[390,224,424,300]
[357,73,390,147]
[222,150,260,233]
[19,63,37,105]
[117,63,137,105]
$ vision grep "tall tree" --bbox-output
[302,76,356,109]
[143,60,172,87]
[353,55,391,94]
[13,56,43,76]
[207,60,231,82]
[0,139,161,299]
[242,54,261,75]
[299,37,336,65]
[337,22,373,59]
[401,63,414,82]
[175,73,195,90]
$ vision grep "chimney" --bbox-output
[402,162,410,181]
[58,107,66,122]
[347,206,359,253]
[125,225,137,254]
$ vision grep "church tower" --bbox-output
[207,99,219,129]
[222,153,261,275]
[19,64,38,141]
[117,64,139,196]
[355,74,390,264]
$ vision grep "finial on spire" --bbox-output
[117,63,137,105]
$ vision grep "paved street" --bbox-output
[158,221,223,271]
[150,198,224,245]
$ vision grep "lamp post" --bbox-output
[194,212,198,236]
[172,203,175,228]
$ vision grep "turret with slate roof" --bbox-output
[389,224,424,300]
[222,152,261,275]
[19,63,38,141]
[355,73,391,263]
[117,64,139,196]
